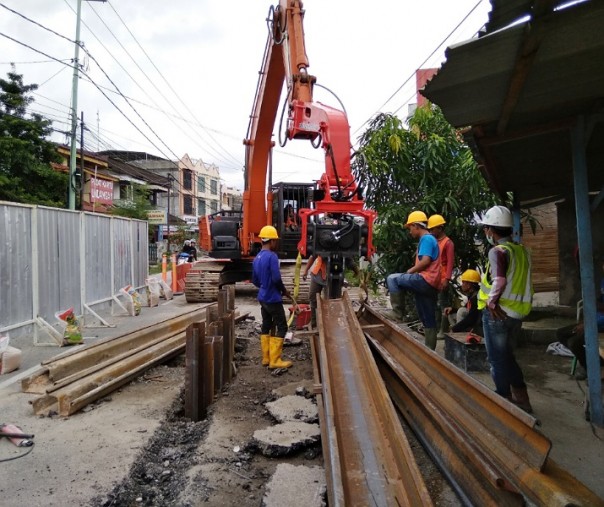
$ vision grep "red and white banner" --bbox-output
[90,176,114,204]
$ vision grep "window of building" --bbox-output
[118,182,129,200]
[198,198,206,216]
[198,176,206,193]
[183,170,192,191]
[210,200,218,213]
[210,179,218,195]
[183,195,193,215]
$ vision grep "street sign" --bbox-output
[147,210,167,224]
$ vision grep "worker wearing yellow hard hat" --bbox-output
[385,210,441,350]
[258,225,279,240]
[444,269,483,336]
[252,225,294,370]
[428,214,456,341]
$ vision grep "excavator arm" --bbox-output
[243,0,376,297]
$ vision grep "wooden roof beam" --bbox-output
[496,0,558,135]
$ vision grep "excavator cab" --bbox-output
[270,182,314,259]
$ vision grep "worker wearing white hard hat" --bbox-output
[477,205,534,413]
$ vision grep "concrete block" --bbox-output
[265,395,318,424]
[521,317,576,345]
[252,422,320,457]
[262,463,326,507]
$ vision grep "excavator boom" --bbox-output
[191,0,376,302]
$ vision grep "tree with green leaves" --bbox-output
[353,105,498,283]
[110,183,153,220]
[0,66,65,206]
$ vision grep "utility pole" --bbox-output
[80,111,85,210]
[166,173,171,248]
[68,0,106,210]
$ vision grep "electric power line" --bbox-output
[0,2,76,45]
[0,58,69,65]
[0,6,183,160]
[105,0,243,168]
[0,30,181,163]
[4,0,244,172]
[69,0,243,171]
[84,0,242,169]
[37,64,69,87]
[353,0,486,135]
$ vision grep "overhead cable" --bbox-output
[106,0,243,168]
[353,0,485,135]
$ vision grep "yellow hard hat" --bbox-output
[427,214,446,229]
[405,210,428,227]
[259,225,279,240]
[460,269,481,284]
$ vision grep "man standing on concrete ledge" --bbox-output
[385,210,441,350]
[477,205,534,412]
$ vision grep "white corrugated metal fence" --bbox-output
[0,201,148,344]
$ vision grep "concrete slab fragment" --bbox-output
[262,463,326,507]
[252,422,320,457]
[265,395,318,423]
[522,317,576,345]
[271,379,314,397]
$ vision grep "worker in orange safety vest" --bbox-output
[428,214,455,339]
[302,254,359,328]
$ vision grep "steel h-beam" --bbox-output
[570,116,603,426]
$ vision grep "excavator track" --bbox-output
[184,260,311,304]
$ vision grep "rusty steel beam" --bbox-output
[212,335,224,396]
[375,351,524,507]
[358,305,604,506]
[315,293,433,506]
[22,306,211,393]
[32,333,187,417]
[185,323,210,421]
[310,332,341,507]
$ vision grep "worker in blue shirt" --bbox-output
[252,225,293,369]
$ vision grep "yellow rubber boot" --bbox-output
[269,336,293,369]
[261,334,270,366]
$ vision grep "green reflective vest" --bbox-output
[478,242,533,319]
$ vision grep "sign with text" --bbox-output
[90,176,114,204]
[147,210,167,225]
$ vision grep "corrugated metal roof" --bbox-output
[422,0,604,205]
[482,0,572,34]
[107,157,170,188]
[483,0,532,34]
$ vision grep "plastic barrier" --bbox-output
[175,261,193,294]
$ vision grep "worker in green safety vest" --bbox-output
[477,205,534,413]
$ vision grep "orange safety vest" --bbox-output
[416,248,441,290]
[285,208,298,230]
[310,256,327,281]
[437,235,453,291]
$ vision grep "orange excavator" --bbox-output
[185,0,376,303]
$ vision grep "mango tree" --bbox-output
[353,105,498,284]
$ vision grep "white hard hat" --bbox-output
[184,240,191,245]
[480,205,513,228]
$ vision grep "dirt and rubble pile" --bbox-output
[91,314,324,507]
